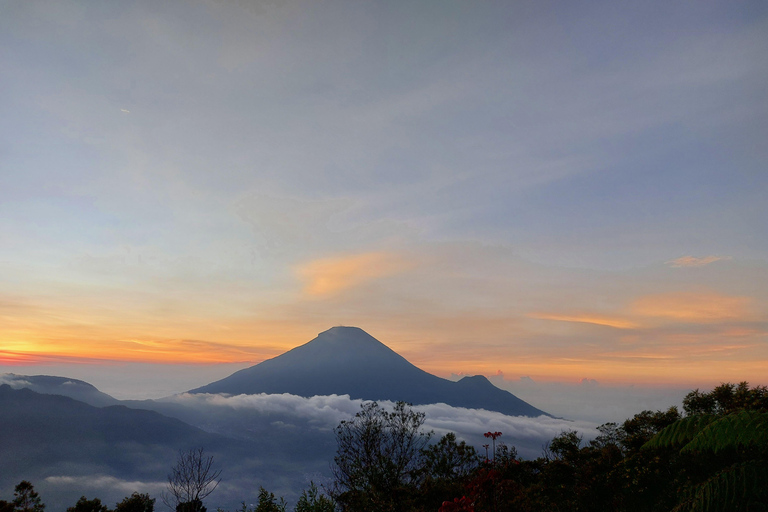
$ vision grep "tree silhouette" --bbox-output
[330,401,432,511]
[115,493,155,512]
[163,448,221,512]
[12,482,44,512]
[293,483,334,512]
[66,497,108,512]
[253,488,285,512]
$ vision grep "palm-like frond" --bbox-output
[673,461,768,512]
[682,411,768,454]
[642,415,716,450]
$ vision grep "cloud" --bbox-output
[164,392,599,459]
[295,252,414,297]
[0,374,33,388]
[528,313,638,330]
[45,475,166,494]
[487,375,688,423]
[666,256,730,268]
[631,291,754,322]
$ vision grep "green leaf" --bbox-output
[682,411,768,454]
[642,415,716,450]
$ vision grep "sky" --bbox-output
[1,0,767,405]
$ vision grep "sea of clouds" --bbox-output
[162,392,601,459]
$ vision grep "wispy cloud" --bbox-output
[666,255,731,268]
[529,313,638,330]
[631,291,754,322]
[295,252,414,297]
[45,475,165,494]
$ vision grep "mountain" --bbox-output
[0,384,234,469]
[0,384,312,511]
[0,373,119,407]
[191,326,549,417]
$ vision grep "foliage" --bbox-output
[675,462,768,512]
[420,433,479,481]
[0,501,14,512]
[417,433,481,511]
[293,483,334,512]
[163,448,222,512]
[620,407,682,451]
[643,391,768,512]
[12,482,45,512]
[330,401,432,511]
[114,493,155,512]
[66,497,108,512]
[643,414,717,450]
[253,488,286,512]
[683,382,768,416]
[544,429,582,460]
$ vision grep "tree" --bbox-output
[115,493,155,512]
[0,501,14,512]
[12,482,44,512]
[253,488,285,512]
[66,497,108,512]
[418,433,480,511]
[163,448,222,512]
[683,381,768,416]
[293,483,334,512]
[330,401,432,512]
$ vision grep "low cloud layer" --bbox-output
[45,475,166,494]
[479,373,687,423]
[165,392,599,459]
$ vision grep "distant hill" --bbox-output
[191,326,549,417]
[0,384,297,511]
[0,373,119,407]
[0,384,233,470]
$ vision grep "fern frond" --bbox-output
[643,415,715,450]
[686,461,768,512]
[682,411,768,454]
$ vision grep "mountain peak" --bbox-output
[315,326,380,344]
[191,327,549,417]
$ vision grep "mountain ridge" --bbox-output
[191,326,549,417]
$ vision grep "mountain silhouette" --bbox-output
[191,326,549,417]
[0,373,119,407]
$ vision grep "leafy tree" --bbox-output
[163,448,222,512]
[0,501,14,512]
[544,429,582,461]
[12,481,44,512]
[421,433,479,481]
[176,500,205,512]
[293,483,334,512]
[418,433,480,511]
[683,381,768,416]
[644,384,768,512]
[620,407,681,452]
[330,401,432,512]
[66,497,108,512]
[115,493,155,512]
[253,488,286,512]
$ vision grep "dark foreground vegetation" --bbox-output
[3,383,766,512]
